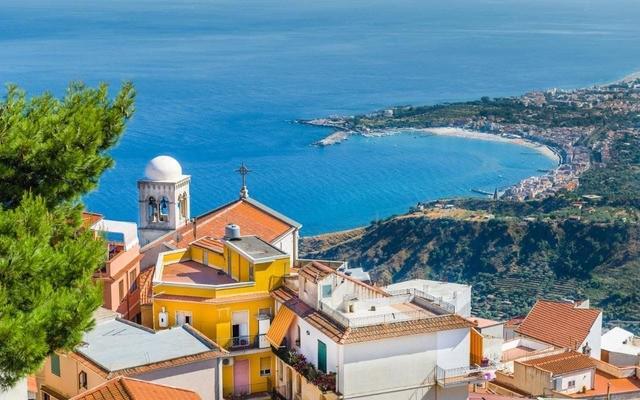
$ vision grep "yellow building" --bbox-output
[150,226,291,397]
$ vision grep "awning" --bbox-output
[266,306,296,347]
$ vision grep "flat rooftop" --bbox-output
[225,236,286,262]
[78,318,213,372]
[162,260,237,285]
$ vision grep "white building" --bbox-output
[385,279,472,317]
[601,327,640,367]
[267,262,488,400]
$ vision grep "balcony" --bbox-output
[220,334,271,352]
[435,364,498,388]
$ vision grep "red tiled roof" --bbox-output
[516,300,601,349]
[172,199,296,248]
[138,267,155,306]
[69,376,201,400]
[82,212,103,229]
[470,317,502,329]
[299,261,333,283]
[191,237,224,253]
[520,350,596,375]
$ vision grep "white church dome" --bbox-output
[144,155,183,181]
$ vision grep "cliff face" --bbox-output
[301,210,640,329]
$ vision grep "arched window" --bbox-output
[147,197,158,222]
[159,197,169,222]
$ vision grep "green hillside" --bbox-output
[301,199,640,332]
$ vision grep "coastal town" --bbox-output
[303,77,640,202]
[8,156,639,400]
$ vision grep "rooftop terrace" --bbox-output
[161,260,237,286]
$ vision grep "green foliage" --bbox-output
[0,82,135,208]
[303,206,640,331]
[0,197,104,387]
[0,82,134,388]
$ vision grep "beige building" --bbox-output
[36,308,226,400]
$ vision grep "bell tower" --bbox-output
[137,155,190,246]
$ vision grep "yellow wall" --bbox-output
[151,242,290,395]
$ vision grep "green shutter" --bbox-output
[317,340,327,373]
[51,354,61,376]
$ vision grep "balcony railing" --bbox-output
[220,334,270,351]
[435,364,497,387]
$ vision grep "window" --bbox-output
[249,264,254,281]
[321,284,332,298]
[159,197,169,221]
[317,340,327,373]
[78,371,87,389]
[43,393,51,400]
[260,357,271,376]
[147,197,158,222]
[568,380,576,389]
[50,353,61,376]
[258,308,271,319]
[295,325,301,347]
[203,250,209,266]
[302,278,307,293]
[118,279,125,302]
[176,311,193,326]
[129,269,137,292]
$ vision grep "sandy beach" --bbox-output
[407,127,561,164]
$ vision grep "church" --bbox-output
[136,155,302,268]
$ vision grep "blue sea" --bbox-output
[2,0,640,235]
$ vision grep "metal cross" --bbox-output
[236,163,251,188]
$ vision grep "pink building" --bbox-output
[83,212,142,322]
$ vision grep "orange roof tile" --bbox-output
[520,351,596,375]
[138,267,155,306]
[299,261,333,283]
[82,212,103,229]
[172,199,297,248]
[191,237,224,253]
[516,300,601,349]
[572,371,640,398]
[70,376,201,400]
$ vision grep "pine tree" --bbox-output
[0,82,135,388]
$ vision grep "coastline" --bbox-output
[415,127,562,164]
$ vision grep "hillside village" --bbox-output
[12,156,640,400]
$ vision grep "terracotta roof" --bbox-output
[470,317,502,329]
[274,288,472,344]
[69,376,201,400]
[161,261,237,285]
[520,351,596,375]
[138,267,155,306]
[82,212,103,229]
[171,198,298,248]
[516,300,601,349]
[299,261,389,297]
[191,237,224,253]
[504,316,525,329]
[299,261,333,283]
